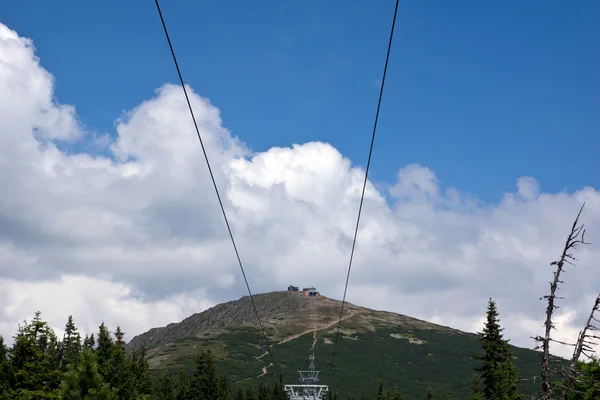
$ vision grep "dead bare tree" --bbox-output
[532,203,589,400]
[561,294,600,400]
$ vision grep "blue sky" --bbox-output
[3,0,599,202]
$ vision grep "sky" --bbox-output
[0,0,599,361]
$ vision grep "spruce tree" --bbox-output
[0,335,13,399]
[473,299,523,400]
[132,346,152,396]
[154,370,176,400]
[9,312,62,398]
[83,334,96,351]
[234,387,245,400]
[95,323,113,381]
[190,349,229,400]
[245,386,257,400]
[60,348,117,399]
[271,375,286,400]
[114,326,125,348]
[257,383,272,400]
[61,315,82,371]
[175,370,191,400]
[111,327,136,399]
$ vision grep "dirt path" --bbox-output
[257,363,273,378]
[249,305,361,380]
[277,310,361,345]
[255,350,268,361]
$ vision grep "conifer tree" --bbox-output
[175,370,191,400]
[154,370,176,400]
[0,335,13,399]
[190,349,229,400]
[473,299,523,400]
[219,374,232,400]
[114,326,125,348]
[95,323,113,380]
[83,334,96,351]
[60,348,117,399]
[111,327,137,399]
[257,383,272,400]
[234,387,245,400]
[9,312,62,398]
[271,374,286,400]
[133,346,152,396]
[61,315,82,371]
[246,386,257,400]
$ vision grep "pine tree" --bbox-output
[189,349,229,400]
[218,374,232,400]
[111,327,136,400]
[154,370,177,400]
[9,312,62,398]
[114,326,125,348]
[60,348,118,399]
[133,346,152,396]
[473,299,523,400]
[83,334,96,351]
[245,387,257,400]
[0,335,14,399]
[234,387,245,400]
[257,383,272,400]
[271,374,286,400]
[95,323,113,381]
[61,315,82,371]
[175,370,191,400]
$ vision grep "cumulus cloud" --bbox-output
[1,22,599,361]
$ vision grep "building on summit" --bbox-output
[287,285,319,296]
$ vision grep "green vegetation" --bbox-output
[469,299,523,400]
[0,298,598,399]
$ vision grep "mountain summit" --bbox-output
[128,291,541,399]
[128,291,453,352]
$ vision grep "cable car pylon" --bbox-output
[284,353,329,400]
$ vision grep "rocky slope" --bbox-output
[127,291,544,399]
[127,291,457,352]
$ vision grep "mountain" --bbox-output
[128,291,545,399]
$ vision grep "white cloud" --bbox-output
[0,275,214,342]
[1,22,600,363]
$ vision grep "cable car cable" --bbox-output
[329,0,400,373]
[153,0,281,377]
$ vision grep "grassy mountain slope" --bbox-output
[127,291,546,399]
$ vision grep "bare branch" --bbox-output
[535,203,588,400]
